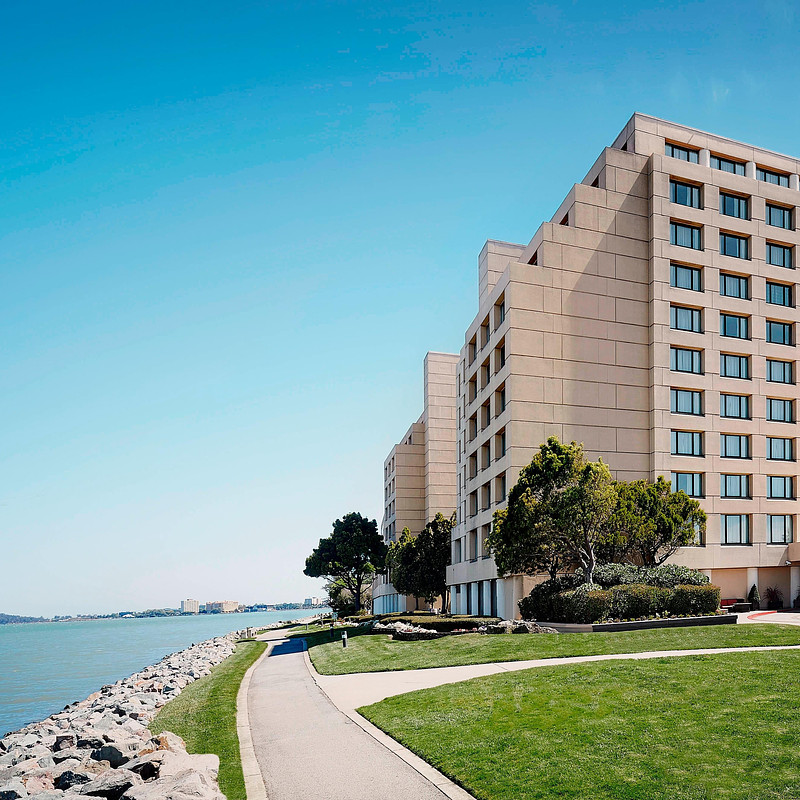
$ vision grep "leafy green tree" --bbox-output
[324,579,370,617]
[486,437,619,585]
[614,476,707,566]
[304,512,386,613]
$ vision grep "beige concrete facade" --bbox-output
[373,352,459,614]
[448,113,800,619]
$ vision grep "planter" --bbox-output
[538,614,738,634]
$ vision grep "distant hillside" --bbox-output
[0,613,48,625]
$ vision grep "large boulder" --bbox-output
[122,768,224,800]
[0,778,27,800]
[54,734,78,752]
[55,770,93,791]
[79,768,142,800]
[90,741,139,769]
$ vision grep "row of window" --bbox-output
[670,305,794,344]
[670,430,794,460]
[672,471,795,499]
[671,346,795,382]
[670,221,795,267]
[719,514,793,545]
[666,142,792,187]
[671,387,794,422]
[671,263,795,306]
[671,179,795,228]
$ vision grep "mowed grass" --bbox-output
[150,641,267,800]
[360,650,800,800]
[305,622,800,675]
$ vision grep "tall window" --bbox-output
[767,515,793,544]
[720,232,749,259]
[711,155,746,175]
[671,305,702,332]
[767,359,794,383]
[671,472,703,497]
[721,474,750,498]
[670,346,703,374]
[670,180,701,208]
[719,192,749,219]
[757,167,790,187]
[671,430,703,456]
[767,437,794,461]
[671,221,702,249]
[767,204,793,230]
[767,242,793,269]
[766,320,793,346]
[720,313,749,339]
[720,353,750,379]
[666,143,699,163]
[767,398,793,423]
[719,273,749,299]
[671,388,703,415]
[720,434,750,458]
[766,282,793,307]
[720,393,750,419]
[768,475,794,499]
[671,263,702,291]
[721,514,750,544]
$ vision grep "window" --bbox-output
[766,282,793,307]
[767,359,794,383]
[757,167,790,187]
[766,320,793,346]
[453,539,462,563]
[671,388,703,415]
[767,242,793,269]
[671,263,702,291]
[767,437,794,461]
[721,474,750,498]
[719,192,749,219]
[767,515,793,544]
[671,472,703,497]
[719,273,749,300]
[711,154,745,175]
[767,204,793,230]
[670,180,701,208]
[670,346,702,373]
[720,393,750,419]
[767,398,793,423]
[720,353,750,379]
[768,475,794,500]
[671,221,702,249]
[497,429,507,457]
[666,143,699,163]
[720,232,749,259]
[671,430,703,456]
[720,313,749,339]
[671,305,702,332]
[721,514,750,544]
[721,434,750,459]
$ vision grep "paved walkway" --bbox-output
[246,629,470,800]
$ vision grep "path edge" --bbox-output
[302,641,476,800]
[237,641,272,800]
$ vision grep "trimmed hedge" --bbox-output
[610,584,671,619]
[670,584,720,616]
[591,563,710,589]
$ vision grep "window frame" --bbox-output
[671,221,702,250]
[767,398,794,423]
[720,433,751,459]
[670,429,703,457]
[719,192,749,219]
[766,242,794,269]
[757,166,790,187]
[720,353,750,379]
[665,143,699,163]
[767,515,794,545]
[670,471,704,498]
[711,154,746,175]
[766,359,794,384]
[766,203,793,230]
[720,312,750,339]
[670,346,703,374]
[767,475,794,500]
[670,388,703,416]
[671,263,702,292]
[670,179,701,208]
[721,514,750,545]
[670,304,703,333]
[719,272,749,300]
[720,393,751,419]
[721,473,751,499]
[766,281,793,308]
[767,437,795,461]
[720,231,749,259]
[766,320,794,346]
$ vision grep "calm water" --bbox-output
[0,609,323,736]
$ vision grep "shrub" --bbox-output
[518,574,584,621]
[592,563,642,588]
[379,614,500,632]
[643,564,710,588]
[764,586,784,609]
[562,584,611,624]
[669,584,720,616]
[747,584,761,611]
[610,584,671,619]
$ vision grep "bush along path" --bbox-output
[0,633,246,800]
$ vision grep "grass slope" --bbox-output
[361,650,800,800]
[150,640,267,800]
[305,622,800,675]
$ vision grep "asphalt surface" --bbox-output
[247,632,446,800]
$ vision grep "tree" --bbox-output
[324,579,370,617]
[614,476,707,566]
[304,512,386,614]
[387,513,454,610]
[486,437,619,585]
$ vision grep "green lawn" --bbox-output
[360,650,800,799]
[150,641,267,800]
[304,622,800,675]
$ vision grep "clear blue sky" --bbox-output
[2,0,799,615]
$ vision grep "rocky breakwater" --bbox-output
[0,633,240,800]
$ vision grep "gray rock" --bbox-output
[89,742,138,769]
[0,778,27,799]
[76,737,104,751]
[121,768,224,800]
[53,750,86,765]
[55,734,78,752]
[55,771,93,791]
[79,769,141,800]
[122,753,165,782]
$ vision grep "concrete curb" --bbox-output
[302,642,476,800]
[237,641,272,800]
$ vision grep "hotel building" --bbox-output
[180,598,200,614]
[448,113,800,620]
[372,351,459,614]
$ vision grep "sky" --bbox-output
[3,0,800,616]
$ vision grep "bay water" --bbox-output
[0,609,322,736]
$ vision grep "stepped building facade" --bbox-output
[437,113,800,619]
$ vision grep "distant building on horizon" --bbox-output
[303,596,323,607]
[180,599,200,614]
[206,600,238,613]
